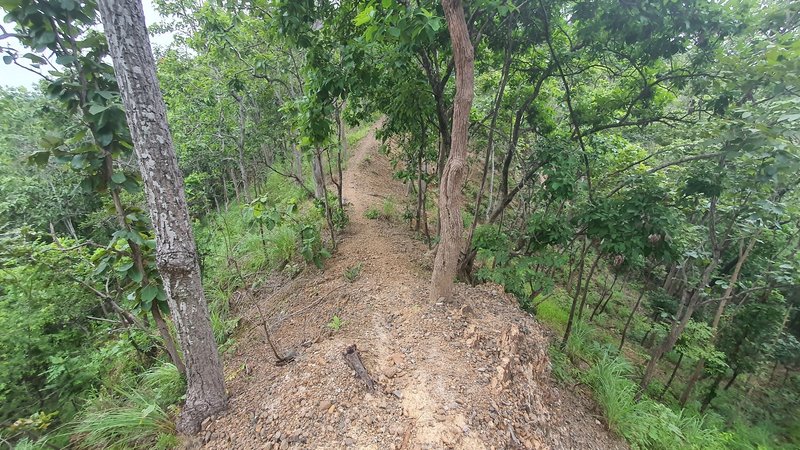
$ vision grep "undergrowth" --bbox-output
[69,362,183,450]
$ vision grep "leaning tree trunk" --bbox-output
[430,0,474,301]
[99,0,226,433]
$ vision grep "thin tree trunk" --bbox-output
[312,147,325,200]
[577,252,603,321]
[462,28,511,277]
[619,289,646,351]
[152,305,186,375]
[660,352,684,400]
[563,236,589,348]
[99,0,226,432]
[292,142,305,186]
[680,234,757,405]
[234,94,251,202]
[590,271,618,322]
[430,0,474,301]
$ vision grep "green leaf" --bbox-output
[22,53,46,64]
[71,153,87,169]
[97,132,113,147]
[140,284,158,303]
[89,103,109,115]
[28,150,51,166]
[353,5,375,26]
[2,55,12,65]
[55,54,76,65]
[128,267,143,283]
[111,172,126,183]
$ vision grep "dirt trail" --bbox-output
[191,126,627,450]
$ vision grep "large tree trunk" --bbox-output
[99,0,227,434]
[430,0,474,301]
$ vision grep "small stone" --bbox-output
[279,441,289,450]
[344,437,355,446]
[383,365,399,379]
[389,423,404,435]
[392,390,403,399]
[319,400,332,412]
[328,404,336,414]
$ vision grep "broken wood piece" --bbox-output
[254,301,296,366]
[343,344,376,391]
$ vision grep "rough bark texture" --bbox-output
[312,147,326,200]
[430,0,474,301]
[98,0,226,434]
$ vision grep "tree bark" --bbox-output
[430,0,474,301]
[312,147,326,200]
[99,0,226,433]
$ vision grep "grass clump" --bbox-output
[364,206,380,219]
[364,198,397,221]
[344,262,363,282]
[70,389,175,449]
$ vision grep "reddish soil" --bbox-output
[184,126,627,450]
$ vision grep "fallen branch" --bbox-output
[343,344,376,391]
[254,301,296,366]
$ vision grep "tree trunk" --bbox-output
[590,269,618,322]
[680,234,757,404]
[562,237,589,348]
[679,361,704,407]
[312,147,326,200]
[577,252,603,321]
[619,289,646,351]
[701,372,727,412]
[430,0,474,301]
[292,142,305,187]
[462,30,511,277]
[234,94,251,202]
[660,352,684,400]
[335,102,346,210]
[99,0,226,433]
[152,304,186,375]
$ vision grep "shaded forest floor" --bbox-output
[186,125,627,449]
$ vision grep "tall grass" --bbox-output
[70,389,175,450]
[69,361,184,449]
[583,353,730,450]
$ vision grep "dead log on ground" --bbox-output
[343,344,376,391]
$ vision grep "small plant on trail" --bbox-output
[344,262,363,282]
[327,315,344,332]
[364,198,397,221]
[381,197,397,220]
[364,207,380,220]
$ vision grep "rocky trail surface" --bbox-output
[187,126,627,450]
